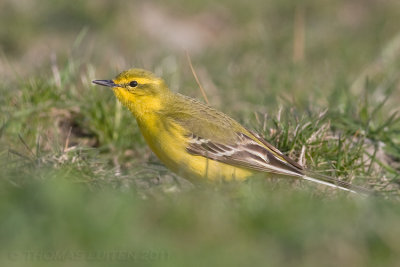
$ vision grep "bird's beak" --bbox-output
[92,80,117,87]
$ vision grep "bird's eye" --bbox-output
[129,81,138,87]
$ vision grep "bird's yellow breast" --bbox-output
[135,113,254,182]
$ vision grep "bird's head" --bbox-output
[93,68,169,117]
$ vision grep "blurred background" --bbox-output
[1,0,400,266]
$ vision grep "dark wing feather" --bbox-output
[248,129,304,170]
[186,132,304,176]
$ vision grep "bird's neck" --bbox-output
[113,90,165,119]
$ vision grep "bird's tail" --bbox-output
[302,170,372,195]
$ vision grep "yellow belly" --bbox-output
[136,117,254,182]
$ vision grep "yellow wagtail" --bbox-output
[93,68,369,194]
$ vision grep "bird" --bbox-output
[93,68,369,194]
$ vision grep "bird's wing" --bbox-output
[185,131,304,177]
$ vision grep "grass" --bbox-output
[1,0,400,266]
